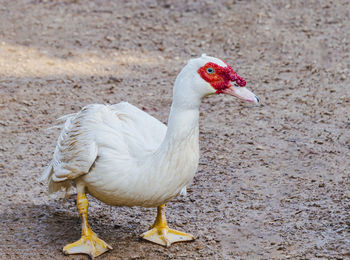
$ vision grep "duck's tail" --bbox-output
[40,162,75,197]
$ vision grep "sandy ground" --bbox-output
[0,0,350,259]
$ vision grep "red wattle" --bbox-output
[197,61,246,92]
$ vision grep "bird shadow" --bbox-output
[0,200,147,259]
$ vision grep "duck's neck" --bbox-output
[161,104,200,149]
[158,79,202,154]
[141,74,203,201]
[150,99,200,189]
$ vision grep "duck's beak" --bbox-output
[222,85,260,104]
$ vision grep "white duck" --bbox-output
[41,54,259,258]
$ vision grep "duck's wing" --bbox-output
[42,102,166,183]
[43,105,100,182]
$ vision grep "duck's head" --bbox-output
[174,54,259,105]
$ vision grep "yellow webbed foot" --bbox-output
[141,226,194,247]
[63,231,112,259]
[140,204,194,247]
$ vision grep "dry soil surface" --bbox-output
[1,0,350,259]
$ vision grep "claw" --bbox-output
[63,231,112,259]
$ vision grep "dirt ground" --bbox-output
[0,0,349,259]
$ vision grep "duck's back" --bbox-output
[42,102,167,193]
[106,102,167,157]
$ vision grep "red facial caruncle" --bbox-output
[197,61,246,94]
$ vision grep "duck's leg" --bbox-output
[140,204,194,247]
[63,188,112,258]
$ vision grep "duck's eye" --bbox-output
[206,68,215,74]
